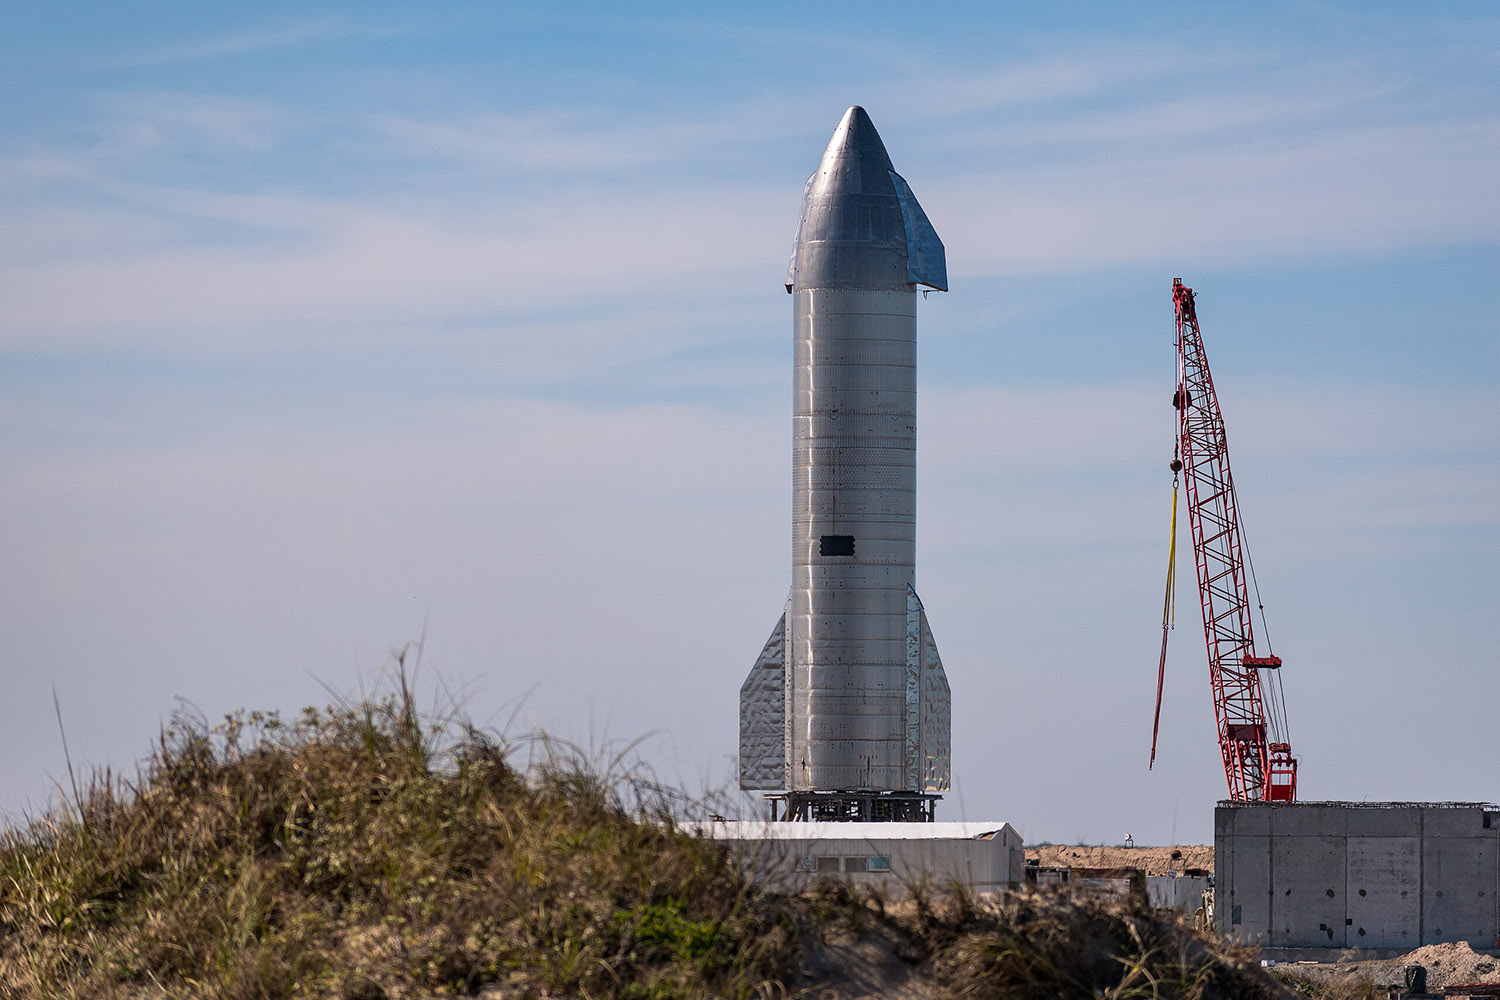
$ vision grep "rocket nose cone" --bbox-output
[823,105,893,173]
[785,103,944,292]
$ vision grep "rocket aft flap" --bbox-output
[738,107,951,806]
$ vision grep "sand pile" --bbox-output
[1274,940,1500,994]
[1379,941,1500,987]
[1026,843,1213,876]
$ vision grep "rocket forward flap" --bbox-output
[889,171,947,291]
[738,609,787,790]
[784,173,815,293]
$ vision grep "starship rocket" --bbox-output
[739,106,951,822]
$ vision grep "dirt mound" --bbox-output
[1272,940,1500,995]
[1380,941,1500,987]
[1027,843,1213,876]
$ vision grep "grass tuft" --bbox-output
[831,882,1290,1000]
[0,674,792,998]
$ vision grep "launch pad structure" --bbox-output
[764,790,941,824]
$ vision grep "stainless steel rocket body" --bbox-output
[741,107,950,805]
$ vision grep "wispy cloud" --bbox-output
[375,96,804,174]
[5,29,1493,369]
[1,92,303,201]
[114,19,362,67]
[100,92,295,152]
[928,113,1500,274]
[5,78,1496,361]
[918,379,1499,557]
[0,181,791,355]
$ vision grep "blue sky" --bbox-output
[1,2,1496,843]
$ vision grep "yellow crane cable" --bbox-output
[1150,476,1179,769]
[1163,480,1178,628]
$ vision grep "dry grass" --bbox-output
[0,672,794,998]
[2,669,1296,999]
[799,877,1292,1000]
[1268,961,1428,1000]
[1268,970,1383,1000]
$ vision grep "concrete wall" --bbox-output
[1216,801,1500,950]
[1149,874,1213,915]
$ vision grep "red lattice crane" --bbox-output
[1151,278,1298,802]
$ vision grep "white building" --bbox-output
[703,821,1024,896]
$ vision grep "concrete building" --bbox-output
[1216,801,1500,951]
[705,821,1024,896]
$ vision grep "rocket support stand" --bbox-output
[765,790,941,823]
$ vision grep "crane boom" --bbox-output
[1172,278,1298,802]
